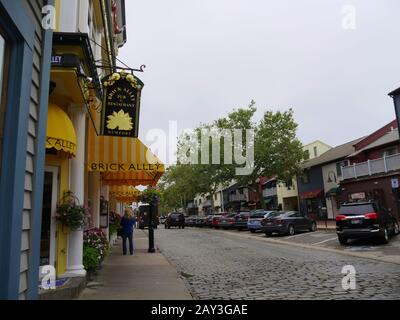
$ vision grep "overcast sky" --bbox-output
[119,0,400,164]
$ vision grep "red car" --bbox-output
[211,215,224,228]
[218,213,237,229]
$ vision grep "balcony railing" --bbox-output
[229,194,248,202]
[262,187,277,198]
[342,153,400,180]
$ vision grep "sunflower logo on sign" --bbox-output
[106,110,133,131]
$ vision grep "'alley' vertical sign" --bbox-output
[100,71,143,137]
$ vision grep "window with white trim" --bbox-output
[0,31,8,172]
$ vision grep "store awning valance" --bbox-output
[87,112,165,186]
[109,185,141,202]
[300,189,324,199]
[46,103,77,156]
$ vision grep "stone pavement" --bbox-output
[156,227,400,300]
[78,229,193,300]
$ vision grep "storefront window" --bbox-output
[0,32,8,172]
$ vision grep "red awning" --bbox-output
[300,189,324,199]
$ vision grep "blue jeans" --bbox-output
[122,232,134,254]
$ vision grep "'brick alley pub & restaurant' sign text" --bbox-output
[100,71,144,137]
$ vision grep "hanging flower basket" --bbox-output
[140,187,162,206]
[56,191,91,231]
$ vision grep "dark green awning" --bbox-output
[264,197,273,204]
[325,187,341,197]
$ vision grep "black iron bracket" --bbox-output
[94,59,146,73]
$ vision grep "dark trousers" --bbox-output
[122,232,134,254]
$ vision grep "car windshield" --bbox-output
[250,211,265,218]
[264,211,276,218]
[267,211,286,219]
[339,204,375,215]
[223,214,236,218]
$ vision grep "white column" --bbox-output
[66,104,86,277]
[89,172,101,228]
[100,185,110,241]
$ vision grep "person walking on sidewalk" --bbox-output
[120,208,136,255]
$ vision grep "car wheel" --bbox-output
[265,232,272,237]
[168,226,171,229]
[309,222,317,232]
[393,221,399,235]
[380,227,389,244]
[250,229,256,233]
[164,224,167,229]
[338,236,348,245]
[288,224,295,236]
[182,225,185,229]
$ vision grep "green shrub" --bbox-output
[83,246,100,271]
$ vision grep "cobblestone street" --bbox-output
[154,227,400,300]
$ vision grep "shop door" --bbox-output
[40,166,59,268]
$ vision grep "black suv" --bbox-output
[336,201,399,245]
[165,212,185,229]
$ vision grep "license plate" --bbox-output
[221,220,226,223]
[267,222,273,225]
[350,219,362,224]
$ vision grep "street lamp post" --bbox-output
[389,87,400,133]
[148,204,155,253]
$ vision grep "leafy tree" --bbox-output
[160,101,306,211]
[215,105,305,210]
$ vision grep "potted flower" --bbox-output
[140,187,162,206]
[56,191,90,231]
[83,228,109,280]
[108,211,122,244]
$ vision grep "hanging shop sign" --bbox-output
[100,71,143,138]
[51,53,82,69]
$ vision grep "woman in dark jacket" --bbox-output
[120,208,136,255]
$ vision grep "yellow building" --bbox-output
[276,140,332,211]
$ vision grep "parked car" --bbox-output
[247,210,275,233]
[261,211,317,236]
[138,204,159,229]
[336,201,399,245]
[194,216,206,227]
[185,215,196,227]
[165,212,185,229]
[234,211,251,230]
[159,215,167,224]
[211,214,225,228]
[218,213,237,229]
[203,215,212,227]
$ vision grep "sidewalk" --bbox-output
[78,230,193,300]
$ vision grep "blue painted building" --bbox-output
[296,165,326,220]
[0,0,54,299]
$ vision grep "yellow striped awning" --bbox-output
[109,185,141,202]
[87,111,165,186]
[46,103,77,156]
